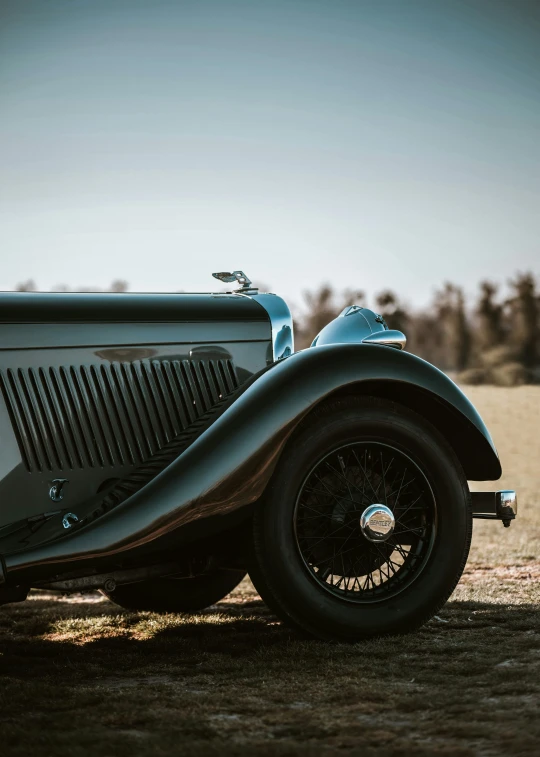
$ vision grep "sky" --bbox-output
[1,0,539,308]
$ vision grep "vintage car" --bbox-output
[0,271,517,640]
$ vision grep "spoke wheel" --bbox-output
[294,442,436,603]
[248,395,472,641]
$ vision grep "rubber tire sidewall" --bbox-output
[249,396,472,640]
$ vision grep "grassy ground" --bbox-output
[1,387,539,756]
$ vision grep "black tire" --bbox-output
[102,569,246,612]
[248,395,472,641]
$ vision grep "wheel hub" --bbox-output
[359,504,395,542]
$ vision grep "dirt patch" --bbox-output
[463,563,540,581]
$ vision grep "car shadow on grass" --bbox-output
[1,593,539,757]
[1,593,538,680]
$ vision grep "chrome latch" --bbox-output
[49,479,69,502]
[62,512,79,529]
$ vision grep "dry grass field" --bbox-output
[1,387,539,757]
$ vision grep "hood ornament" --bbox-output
[212,271,258,294]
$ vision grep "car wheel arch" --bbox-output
[295,378,500,482]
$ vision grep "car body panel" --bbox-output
[0,292,273,533]
[3,342,501,584]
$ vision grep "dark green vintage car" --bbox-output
[0,271,516,640]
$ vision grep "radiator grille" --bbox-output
[0,359,239,473]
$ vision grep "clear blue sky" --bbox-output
[1,0,539,307]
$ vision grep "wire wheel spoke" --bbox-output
[294,440,436,604]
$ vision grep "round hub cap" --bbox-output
[360,504,395,542]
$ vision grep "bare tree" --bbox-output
[375,290,409,335]
[16,279,37,292]
[507,272,538,369]
[475,281,504,353]
[434,283,471,372]
[109,279,129,293]
[407,309,445,367]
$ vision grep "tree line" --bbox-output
[293,272,540,385]
[16,272,540,385]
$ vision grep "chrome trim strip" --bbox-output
[242,293,294,362]
[362,330,407,350]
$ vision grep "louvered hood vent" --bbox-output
[0,359,239,473]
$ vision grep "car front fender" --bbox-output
[246,343,500,481]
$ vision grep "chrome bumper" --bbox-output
[471,490,518,528]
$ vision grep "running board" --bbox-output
[471,490,517,528]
